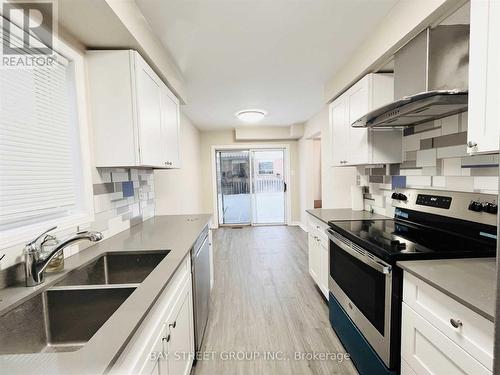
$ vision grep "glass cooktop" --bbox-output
[329,219,497,263]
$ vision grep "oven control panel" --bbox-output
[391,189,497,227]
[416,194,452,209]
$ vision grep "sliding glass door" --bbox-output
[216,148,286,226]
[216,150,251,225]
[251,149,285,225]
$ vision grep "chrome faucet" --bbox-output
[24,227,103,287]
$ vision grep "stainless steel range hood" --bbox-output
[353,25,470,128]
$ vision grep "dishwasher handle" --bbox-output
[194,235,209,258]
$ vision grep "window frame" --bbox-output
[0,20,94,248]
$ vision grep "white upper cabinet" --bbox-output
[135,56,165,167]
[87,50,181,168]
[467,0,500,154]
[161,86,181,168]
[330,73,402,166]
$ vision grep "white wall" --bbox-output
[298,106,357,228]
[154,113,204,215]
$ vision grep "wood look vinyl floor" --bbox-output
[193,226,358,375]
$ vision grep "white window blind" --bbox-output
[0,21,81,232]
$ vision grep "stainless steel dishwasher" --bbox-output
[192,225,210,352]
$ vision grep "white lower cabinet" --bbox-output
[111,256,194,375]
[401,272,493,375]
[308,232,321,285]
[401,359,417,375]
[163,280,194,375]
[307,214,329,299]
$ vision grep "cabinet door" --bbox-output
[135,55,165,167]
[346,78,370,165]
[401,303,491,375]
[165,280,194,375]
[308,233,321,285]
[319,241,329,300]
[161,87,181,168]
[137,327,166,375]
[468,0,500,154]
[330,95,349,166]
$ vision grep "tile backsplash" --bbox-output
[358,112,499,217]
[0,167,155,271]
[91,168,155,239]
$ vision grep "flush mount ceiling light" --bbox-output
[235,109,267,123]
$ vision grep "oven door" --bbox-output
[327,229,393,368]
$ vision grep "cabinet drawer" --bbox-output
[403,272,493,371]
[307,214,328,240]
[402,303,491,375]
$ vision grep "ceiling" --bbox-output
[136,0,398,130]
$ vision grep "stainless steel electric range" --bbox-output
[327,189,498,375]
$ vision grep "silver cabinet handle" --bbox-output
[467,141,477,148]
[450,318,463,328]
[327,229,391,274]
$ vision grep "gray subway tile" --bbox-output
[370,166,387,176]
[420,138,433,150]
[405,151,417,161]
[369,175,384,183]
[389,164,400,176]
[93,183,114,195]
[433,132,467,148]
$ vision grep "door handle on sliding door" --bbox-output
[283,182,287,192]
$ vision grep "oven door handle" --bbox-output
[327,229,392,275]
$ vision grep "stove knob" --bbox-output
[483,202,498,214]
[468,201,484,212]
[397,193,408,201]
[391,192,399,200]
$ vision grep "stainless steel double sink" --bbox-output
[0,251,169,355]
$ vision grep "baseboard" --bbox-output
[289,221,308,232]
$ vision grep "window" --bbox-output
[0,18,92,246]
[258,161,274,175]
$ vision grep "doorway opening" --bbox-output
[215,148,286,226]
[312,137,322,208]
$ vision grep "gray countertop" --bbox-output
[306,208,390,224]
[0,214,212,375]
[397,258,497,322]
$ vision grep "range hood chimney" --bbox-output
[353,25,469,128]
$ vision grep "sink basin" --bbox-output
[56,251,169,287]
[0,286,135,354]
